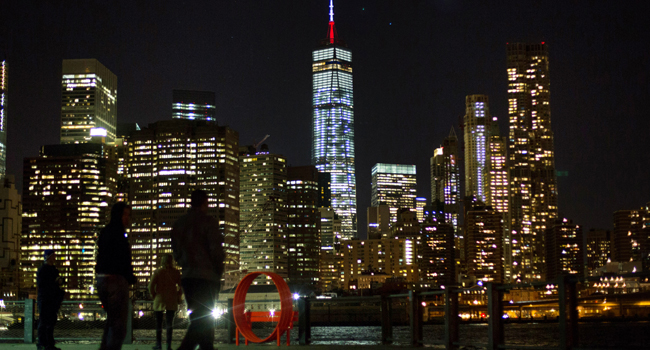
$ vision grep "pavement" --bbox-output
[0,345,434,350]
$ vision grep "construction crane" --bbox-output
[252,134,270,151]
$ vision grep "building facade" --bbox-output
[464,95,491,203]
[371,163,417,223]
[60,59,117,145]
[585,229,611,276]
[126,120,239,292]
[612,204,650,263]
[172,90,216,121]
[318,207,341,291]
[1,59,7,178]
[22,143,116,299]
[430,128,460,231]
[465,203,504,283]
[487,119,508,214]
[287,166,320,287]
[545,218,583,281]
[507,43,558,282]
[239,145,287,282]
[0,175,21,299]
[421,218,455,288]
[367,205,391,239]
[312,1,357,240]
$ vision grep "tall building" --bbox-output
[430,128,460,231]
[415,197,427,223]
[239,145,288,282]
[172,90,216,121]
[371,163,417,223]
[421,217,455,288]
[585,229,611,276]
[487,118,508,213]
[612,204,650,263]
[22,143,117,299]
[545,218,583,281]
[1,59,7,178]
[318,207,341,291]
[464,95,491,203]
[507,43,558,282]
[60,59,117,145]
[0,175,21,299]
[286,166,320,288]
[312,1,357,239]
[465,203,504,283]
[126,120,240,292]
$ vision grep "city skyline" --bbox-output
[1,1,649,237]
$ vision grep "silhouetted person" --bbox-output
[149,254,182,350]
[171,190,224,350]
[96,202,136,350]
[37,249,64,350]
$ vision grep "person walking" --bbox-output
[37,249,65,350]
[95,202,137,350]
[171,190,224,350]
[148,254,182,350]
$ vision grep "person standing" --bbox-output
[171,190,224,350]
[148,254,182,350]
[95,202,137,350]
[37,249,65,350]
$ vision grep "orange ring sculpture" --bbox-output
[233,272,294,343]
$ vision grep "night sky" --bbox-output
[2,1,649,238]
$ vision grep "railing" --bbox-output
[2,273,648,349]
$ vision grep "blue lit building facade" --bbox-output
[172,89,216,121]
[0,59,6,178]
[311,1,357,239]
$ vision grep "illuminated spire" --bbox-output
[327,0,337,44]
[329,0,334,22]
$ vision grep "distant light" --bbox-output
[269,309,276,317]
[541,41,545,44]
[293,293,300,300]
[187,310,192,315]
[477,281,483,286]
[78,313,84,320]
[79,303,83,309]
[421,301,427,307]
[90,127,107,137]
[212,309,221,319]
[502,314,509,319]
[138,310,144,317]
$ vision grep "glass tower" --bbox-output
[0,59,6,178]
[172,89,216,121]
[312,0,357,239]
[60,59,117,145]
[464,95,491,203]
[371,163,417,223]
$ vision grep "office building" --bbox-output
[465,203,504,283]
[341,238,418,290]
[612,204,650,263]
[421,218,455,288]
[371,163,417,223]
[415,197,427,223]
[464,95,491,202]
[367,205,390,239]
[0,175,21,299]
[318,207,341,291]
[239,145,287,282]
[126,120,239,292]
[430,128,460,231]
[545,218,583,281]
[287,166,320,287]
[172,90,216,121]
[22,143,116,299]
[1,59,7,178]
[312,1,357,239]
[487,118,508,213]
[507,43,558,282]
[60,59,117,145]
[585,229,611,276]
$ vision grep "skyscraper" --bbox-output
[0,175,21,300]
[545,218,583,281]
[60,59,117,145]
[126,120,240,292]
[465,203,504,283]
[172,90,216,121]
[430,128,460,231]
[585,229,611,276]
[286,166,320,288]
[0,59,7,178]
[507,43,558,282]
[371,163,417,223]
[464,95,491,203]
[22,143,116,299]
[612,204,650,263]
[239,145,288,281]
[312,0,357,239]
[487,118,508,214]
